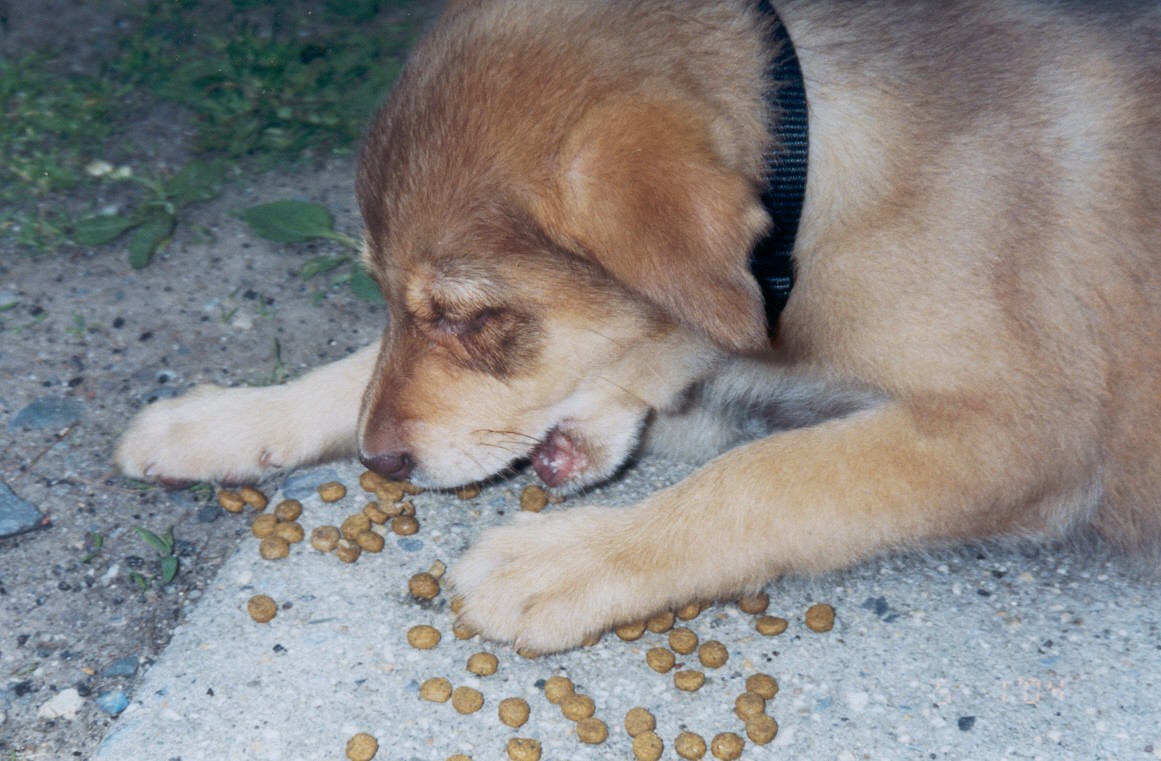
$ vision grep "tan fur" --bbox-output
[116,0,1161,652]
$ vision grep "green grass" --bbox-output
[1,0,432,255]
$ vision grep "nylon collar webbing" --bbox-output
[751,1,808,328]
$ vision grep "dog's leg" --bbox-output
[450,401,1095,652]
[115,341,379,484]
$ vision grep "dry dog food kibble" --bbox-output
[341,513,372,539]
[446,755,471,761]
[645,610,676,633]
[273,521,305,544]
[745,673,779,700]
[258,535,290,560]
[419,677,453,703]
[675,731,707,760]
[710,732,744,761]
[560,693,595,721]
[359,470,388,493]
[543,675,574,704]
[354,530,384,552]
[409,572,441,600]
[668,628,698,655]
[676,602,703,621]
[451,685,484,714]
[363,503,389,524]
[272,498,302,522]
[466,652,499,676]
[698,640,729,669]
[239,485,268,510]
[755,615,788,636]
[218,490,245,513]
[737,591,769,615]
[452,622,476,640]
[734,691,766,720]
[310,525,340,552]
[392,515,420,536]
[318,481,347,502]
[645,647,676,673]
[247,594,277,623]
[335,539,361,563]
[576,716,609,744]
[497,697,530,728]
[376,483,406,504]
[454,484,481,499]
[519,484,548,512]
[407,624,441,649]
[624,707,656,737]
[614,621,646,641]
[506,738,541,761]
[805,602,836,632]
[251,513,278,539]
[632,731,664,761]
[345,732,378,761]
[674,670,706,692]
[745,714,778,745]
[449,596,465,614]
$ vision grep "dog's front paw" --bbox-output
[448,507,662,653]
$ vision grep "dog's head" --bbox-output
[355,0,773,491]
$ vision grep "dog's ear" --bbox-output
[540,99,770,352]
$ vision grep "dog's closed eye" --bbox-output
[434,308,497,339]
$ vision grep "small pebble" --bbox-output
[95,691,129,716]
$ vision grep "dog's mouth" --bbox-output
[529,426,590,488]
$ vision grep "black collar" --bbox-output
[751,1,808,328]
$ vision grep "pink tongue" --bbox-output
[531,428,588,488]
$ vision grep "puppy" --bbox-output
[116,0,1161,653]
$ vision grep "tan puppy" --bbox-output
[117,0,1161,652]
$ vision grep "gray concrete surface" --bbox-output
[94,457,1161,761]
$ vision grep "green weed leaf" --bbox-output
[300,254,348,280]
[160,555,179,585]
[127,211,176,269]
[135,526,174,556]
[166,160,225,207]
[350,261,385,303]
[72,214,139,246]
[244,200,335,243]
[129,571,150,593]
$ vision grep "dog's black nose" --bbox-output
[360,451,414,480]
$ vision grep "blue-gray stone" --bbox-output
[96,691,129,716]
[100,657,139,678]
[8,396,84,431]
[0,482,46,538]
[281,467,342,500]
[397,537,423,552]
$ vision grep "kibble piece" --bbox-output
[645,647,675,674]
[675,601,703,621]
[668,628,698,655]
[354,530,384,553]
[516,647,538,660]
[341,513,372,540]
[375,482,405,504]
[581,631,603,648]
[363,503,389,524]
[218,490,245,513]
[466,651,499,676]
[359,470,388,493]
[419,677,453,703]
[805,602,836,632]
[258,535,290,560]
[247,594,277,623]
[318,481,347,502]
[409,572,441,600]
[645,610,675,633]
[632,731,664,761]
[674,670,705,692]
[745,714,778,745]
[497,697,530,728]
[407,624,441,650]
[560,693,595,721]
[273,520,305,544]
[345,732,378,761]
[543,675,574,704]
[737,591,769,615]
[428,559,447,578]
[454,484,481,500]
[745,673,779,700]
[624,706,656,737]
[239,485,269,511]
[392,515,420,536]
[734,691,766,720]
[399,481,424,495]
[519,485,548,512]
[576,717,608,744]
[614,621,646,641]
[272,498,302,522]
[674,731,707,760]
[310,525,341,552]
[251,513,278,539]
[710,732,744,761]
[755,615,789,636]
[449,596,465,614]
[335,539,361,563]
[506,738,541,761]
[451,685,484,714]
[446,756,472,761]
[452,622,476,640]
[698,640,729,669]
